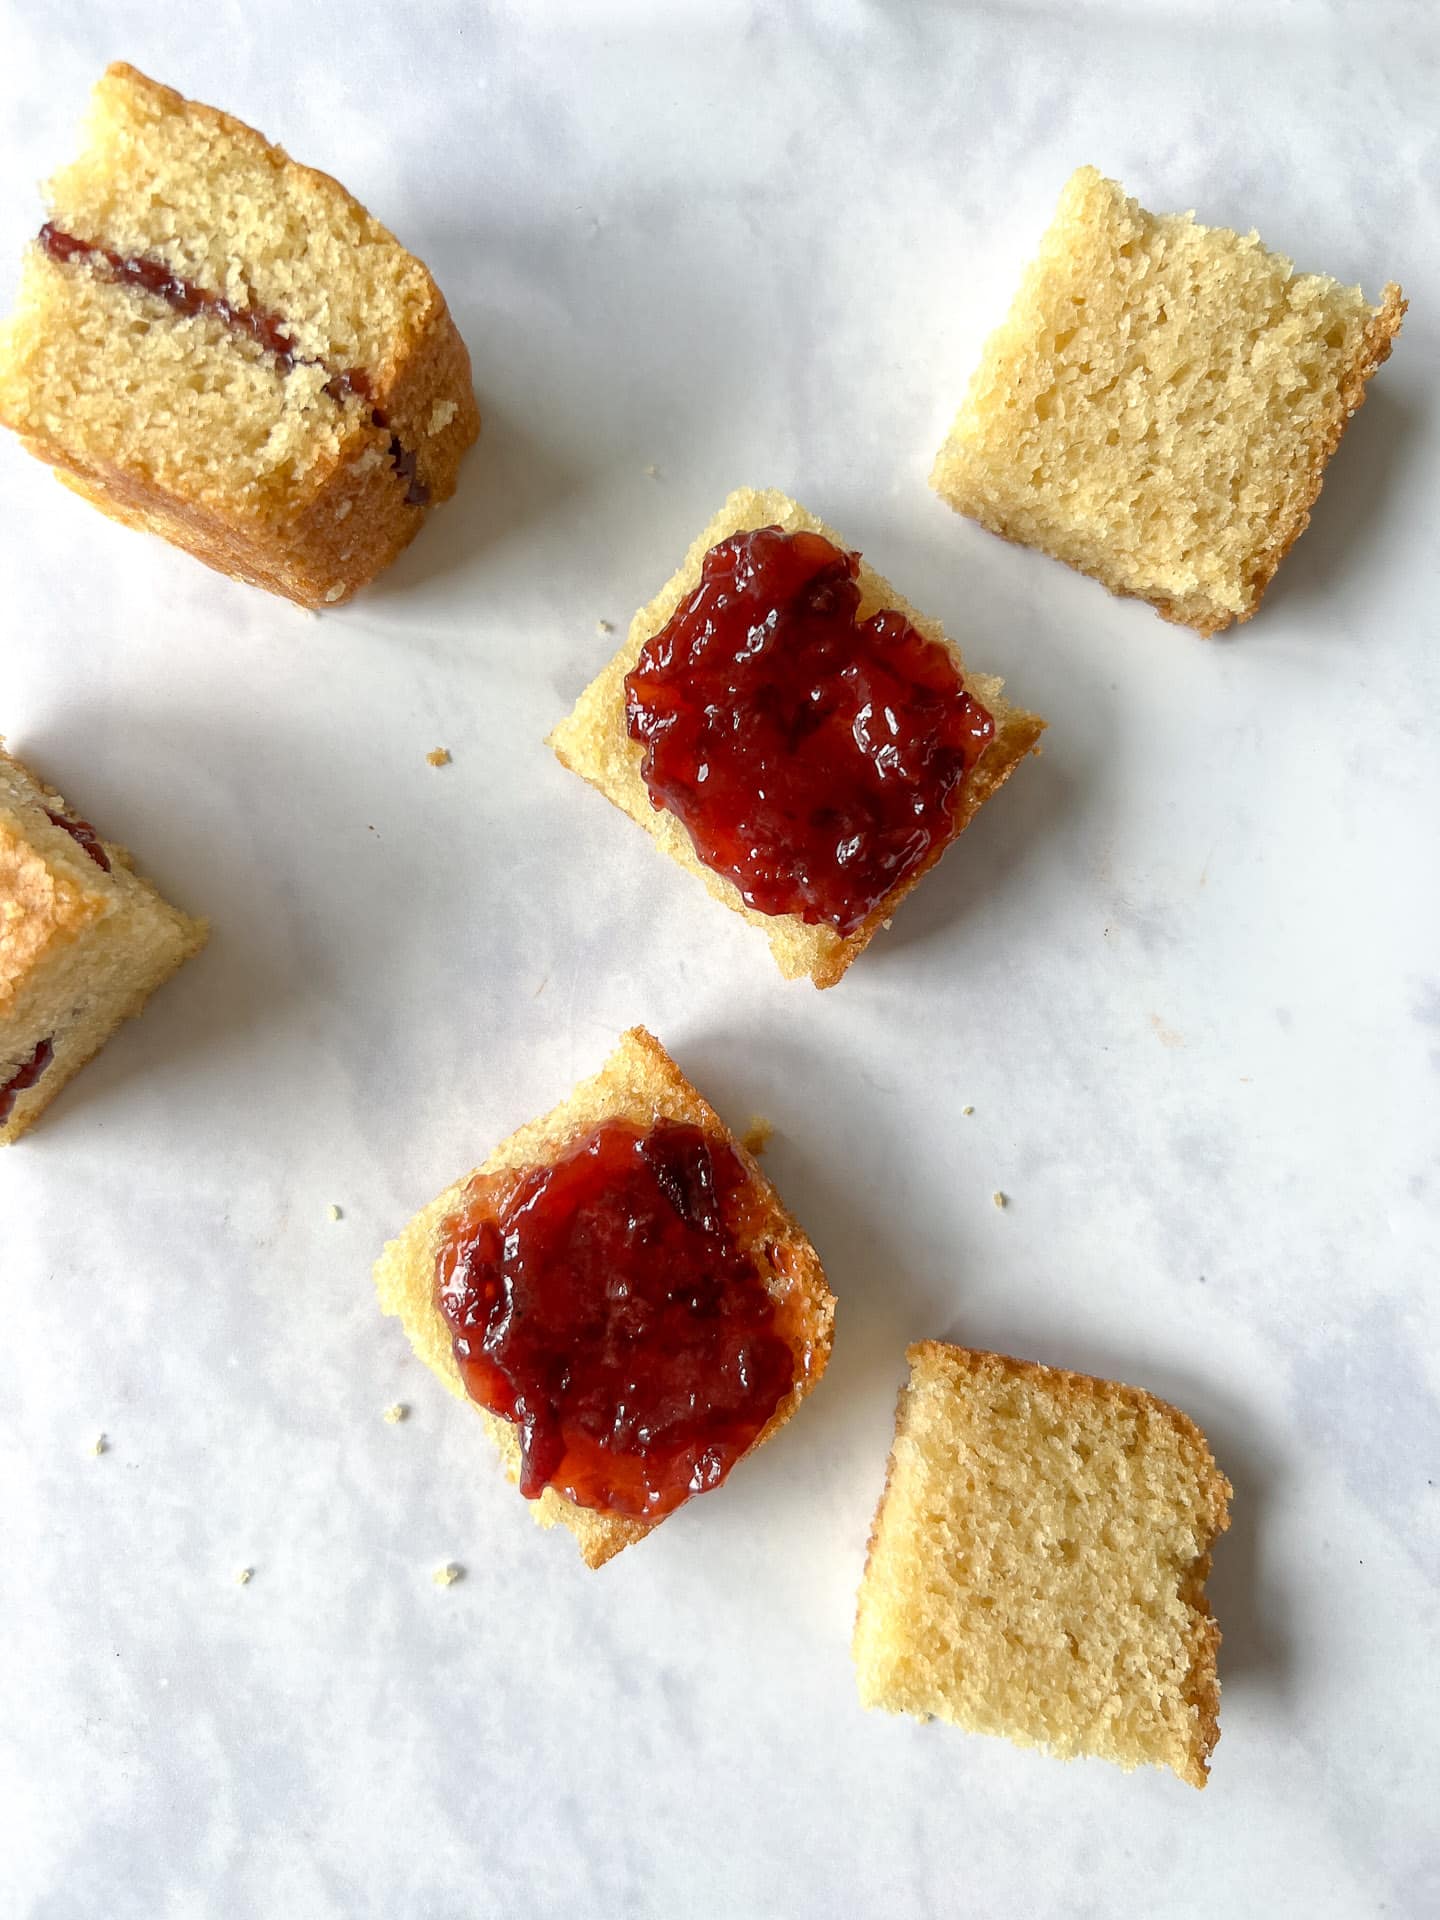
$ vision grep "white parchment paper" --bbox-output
[2,4,1436,1915]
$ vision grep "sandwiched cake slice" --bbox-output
[0,64,479,608]
[931,167,1404,634]
[0,740,207,1143]
[374,1027,835,1567]
[549,488,1044,988]
[853,1342,1231,1787]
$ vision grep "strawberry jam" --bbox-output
[0,1038,54,1125]
[43,808,111,873]
[436,1118,796,1519]
[624,526,994,936]
[38,223,429,506]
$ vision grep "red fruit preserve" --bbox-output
[0,1037,54,1124]
[43,808,111,872]
[436,1118,796,1518]
[624,525,994,936]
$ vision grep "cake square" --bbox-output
[853,1342,1231,1787]
[0,64,479,609]
[549,488,1044,988]
[1,741,207,1144]
[931,167,1404,634]
[374,1027,835,1568]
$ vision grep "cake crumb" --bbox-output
[428,399,458,434]
[426,747,452,768]
[741,1116,774,1156]
[235,1567,253,1586]
[383,1403,409,1424]
[963,1105,975,1117]
[323,584,346,604]
[433,1562,464,1587]
[91,1433,108,1457]
[327,1203,343,1222]
[596,618,614,636]
[992,1190,1007,1209]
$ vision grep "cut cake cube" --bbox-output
[1,741,207,1143]
[0,64,479,608]
[853,1341,1232,1787]
[931,167,1404,634]
[373,1026,835,1568]
[549,488,1044,989]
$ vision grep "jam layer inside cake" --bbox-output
[624,526,995,935]
[43,806,110,871]
[0,1038,55,1124]
[436,1118,797,1519]
[38,223,429,505]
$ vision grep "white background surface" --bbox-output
[1,4,1437,1916]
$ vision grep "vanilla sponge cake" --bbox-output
[932,167,1404,634]
[853,1342,1232,1787]
[374,1028,836,1568]
[0,65,480,608]
[549,488,1045,989]
[0,741,207,1144]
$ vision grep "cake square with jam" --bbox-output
[0,741,207,1144]
[549,488,1045,988]
[0,64,479,609]
[374,1027,835,1567]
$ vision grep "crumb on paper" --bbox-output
[596,618,614,636]
[426,747,451,768]
[741,1116,774,1156]
[433,1562,464,1588]
[963,1105,975,1117]
[91,1433,108,1457]
[1149,1013,1184,1049]
[235,1567,253,1586]
[327,1203,343,1222]
[383,1403,409,1425]
[992,1190,1007,1210]
[643,464,660,479]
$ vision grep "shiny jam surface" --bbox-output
[624,526,995,936]
[436,1117,797,1518]
[38,223,429,506]
[43,808,111,872]
[0,1037,54,1124]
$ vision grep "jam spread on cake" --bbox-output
[624,526,995,936]
[43,808,111,872]
[436,1117,797,1518]
[37,223,430,505]
[0,1038,55,1124]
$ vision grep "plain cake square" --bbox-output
[1,741,207,1144]
[0,64,479,608]
[373,1027,835,1568]
[853,1341,1231,1787]
[549,488,1044,988]
[931,167,1404,634]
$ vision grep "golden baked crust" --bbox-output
[0,64,479,609]
[854,1341,1231,1788]
[374,1027,836,1568]
[931,167,1405,635]
[549,489,1045,988]
[0,820,106,1013]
